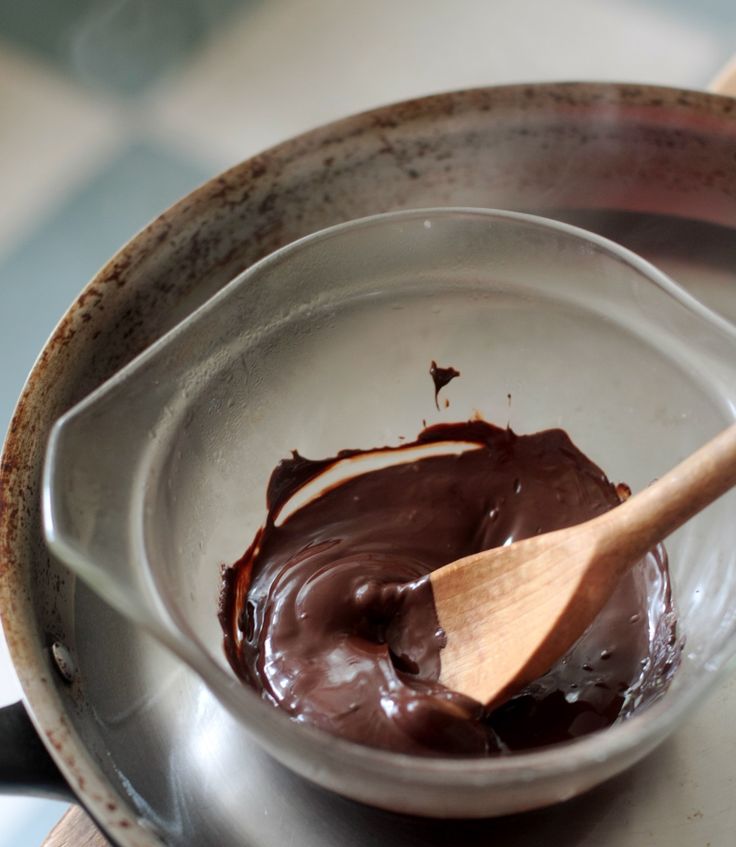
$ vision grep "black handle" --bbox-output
[0,700,74,800]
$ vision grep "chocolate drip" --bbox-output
[429,361,460,409]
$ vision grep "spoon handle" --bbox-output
[593,423,736,576]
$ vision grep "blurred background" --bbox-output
[0,0,734,843]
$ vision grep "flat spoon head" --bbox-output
[429,524,621,708]
[430,423,736,706]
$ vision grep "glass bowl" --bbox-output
[43,209,736,817]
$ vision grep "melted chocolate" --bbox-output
[220,422,679,757]
[429,361,460,409]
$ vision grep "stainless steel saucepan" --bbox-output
[2,78,736,846]
[40,202,736,818]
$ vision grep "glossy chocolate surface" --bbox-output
[220,422,679,756]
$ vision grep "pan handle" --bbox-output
[709,55,736,96]
[0,700,74,800]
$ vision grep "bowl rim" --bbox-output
[44,205,736,421]
[43,205,736,783]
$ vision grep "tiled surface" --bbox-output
[0,40,121,259]
[0,1,734,844]
[153,0,730,167]
[0,0,249,96]
[0,140,212,432]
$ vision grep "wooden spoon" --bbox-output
[430,423,736,707]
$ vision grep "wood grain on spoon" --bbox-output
[431,423,736,707]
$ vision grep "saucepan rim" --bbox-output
[3,81,736,839]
